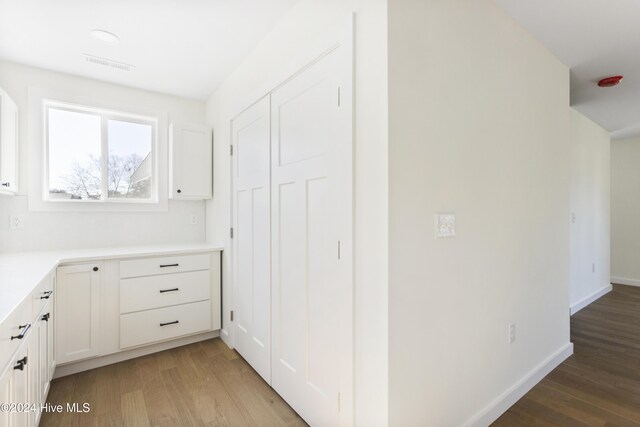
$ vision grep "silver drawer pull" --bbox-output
[159,288,179,293]
[160,320,179,327]
[11,323,31,340]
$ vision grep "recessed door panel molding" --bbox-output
[231,96,272,382]
[277,78,332,167]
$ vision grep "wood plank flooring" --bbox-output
[41,285,640,426]
[41,338,307,427]
[493,284,640,426]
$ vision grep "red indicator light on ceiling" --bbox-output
[598,76,623,87]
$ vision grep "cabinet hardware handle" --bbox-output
[160,264,179,268]
[160,320,179,327]
[159,288,179,293]
[11,323,31,340]
[1,182,9,187]
[13,357,27,370]
[177,189,182,194]
[40,290,53,299]
[42,313,50,321]
[93,266,99,272]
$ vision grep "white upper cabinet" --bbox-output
[169,122,212,200]
[0,87,18,194]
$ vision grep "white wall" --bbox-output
[611,136,640,286]
[388,1,571,425]
[0,60,206,252]
[205,0,388,424]
[569,109,611,313]
[0,195,205,252]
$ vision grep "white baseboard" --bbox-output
[220,327,232,348]
[611,276,640,287]
[570,284,613,315]
[53,330,219,379]
[463,342,574,427]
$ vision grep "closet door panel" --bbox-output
[271,46,347,427]
[231,96,271,382]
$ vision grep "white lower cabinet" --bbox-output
[117,254,217,349]
[0,249,220,426]
[120,300,211,349]
[119,270,211,314]
[12,341,31,427]
[36,301,53,423]
[0,365,11,427]
[56,263,102,364]
[0,272,55,427]
[55,250,221,368]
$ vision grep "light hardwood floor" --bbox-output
[493,284,640,426]
[41,338,307,427]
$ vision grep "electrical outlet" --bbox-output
[9,215,24,230]
[508,323,516,344]
[189,213,198,225]
[571,212,576,224]
[436,213,455,238]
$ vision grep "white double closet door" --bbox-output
[232,44,352,427]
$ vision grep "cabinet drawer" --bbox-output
[120,253,210,279]
[120,300,211,349]
[0,298,32,371]
[31,274,54,317]
[120,270,211,314]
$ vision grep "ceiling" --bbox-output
[0,0,299,100]
[3,0,637,134]
[497,0,640,139]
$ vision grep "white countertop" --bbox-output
[0,243,223,325]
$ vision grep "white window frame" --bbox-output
[44,100,158,204]
[28,87,169,212]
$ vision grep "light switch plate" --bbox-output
[436,213,455,238]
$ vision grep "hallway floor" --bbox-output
[494,284,640,426]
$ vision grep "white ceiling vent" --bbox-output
[83,54,134,72]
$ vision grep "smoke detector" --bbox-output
[84,54,134,72]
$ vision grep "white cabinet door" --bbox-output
[270,44,353,427]
[48,278,56,382]
[169,122,212,200]
[37,302,52,409]
[0,365,11,427]
[11,356,28,427]
[27,327,39,427]
[231,96,271,382]
[10,335,34,427]
[56,263,102,364]
[2,349,32,427]
[0,87,18,194]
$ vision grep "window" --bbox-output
[45,101,157,203]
